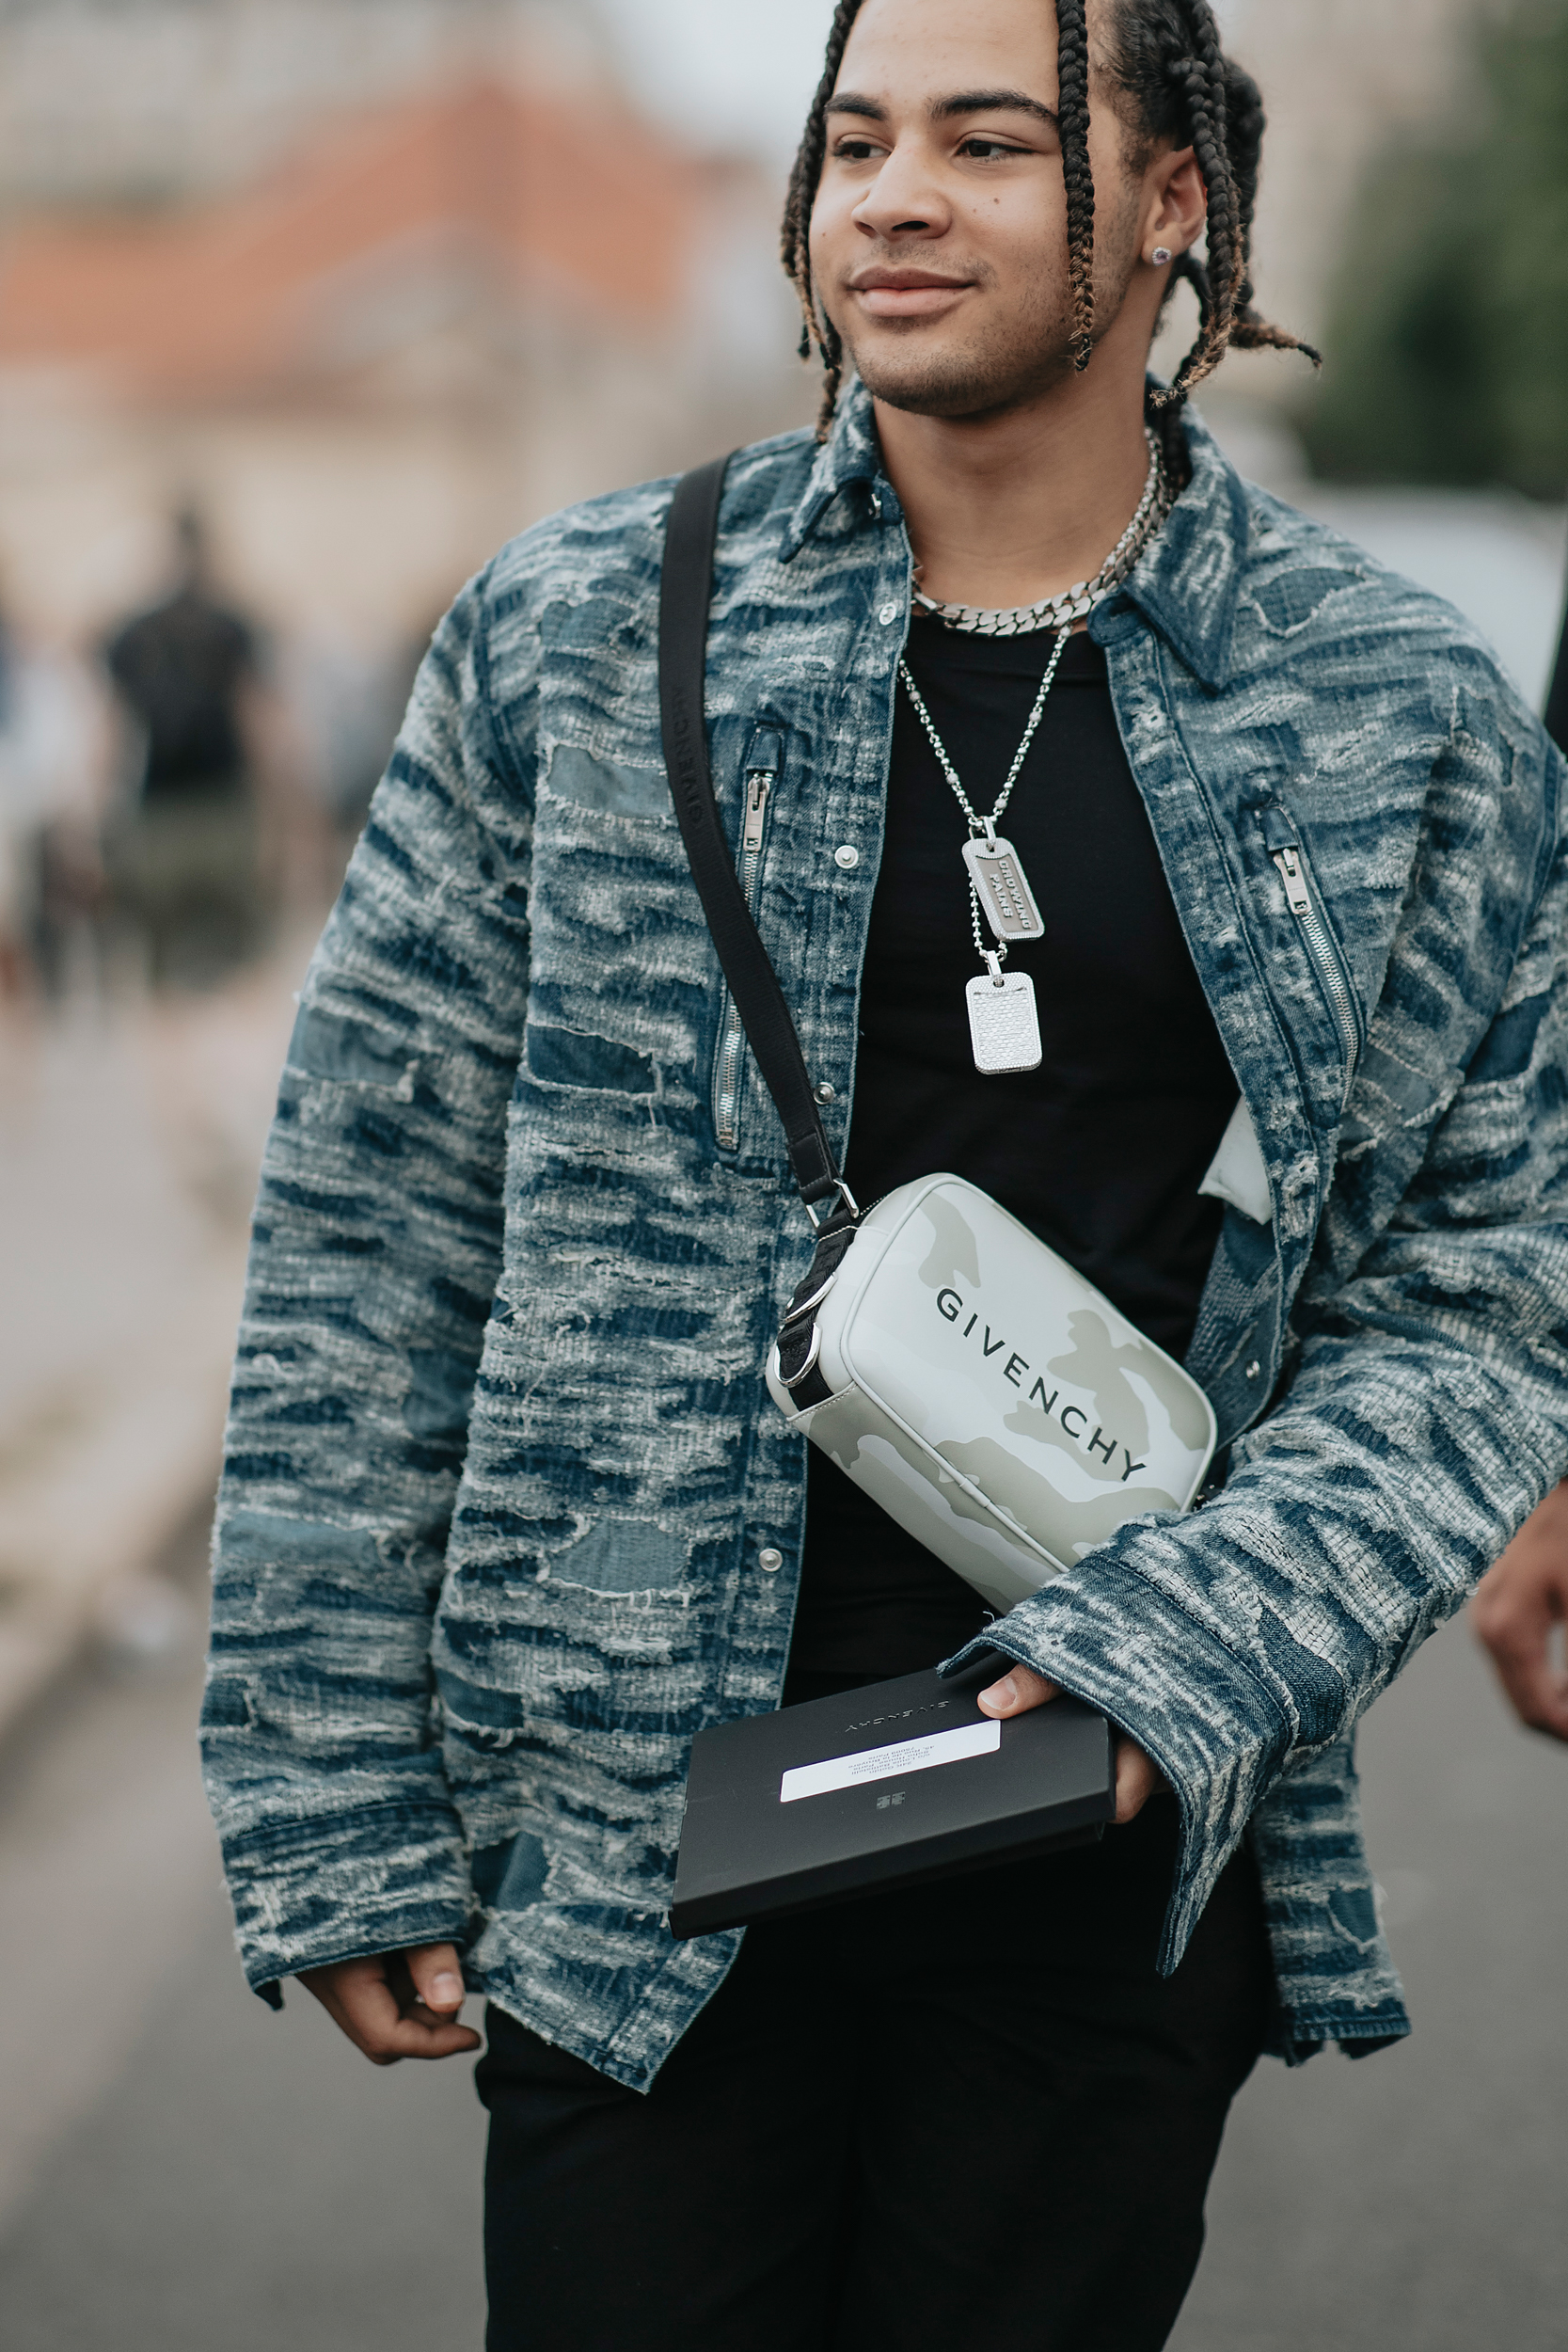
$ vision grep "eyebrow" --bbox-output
[824,87,1060,130]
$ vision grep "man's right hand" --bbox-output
[1472,1481,1568,1742]
[299,1941,483,2064]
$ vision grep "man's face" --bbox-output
[808,0,1145,421]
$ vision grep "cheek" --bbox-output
[957,204,1068,305]
[807,196,857,317]
[808,191,848,267]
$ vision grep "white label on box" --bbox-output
[779,1718,1001,1804]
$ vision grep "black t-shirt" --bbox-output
[787,619,1238,1677]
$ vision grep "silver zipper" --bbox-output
[1270,842,1359,1093]
[713,768,772,1151]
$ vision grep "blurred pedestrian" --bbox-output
[102,509,267,991]
[0,595,104,1008]
[1472,584,1568,1742]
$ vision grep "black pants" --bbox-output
[477,1756,1270,2351]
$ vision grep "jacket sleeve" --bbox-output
[200,567,533,1997]
[962,723,1568,1974]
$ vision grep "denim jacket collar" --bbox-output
[784,378,1247,693]
[779,381,894,559]
[1114,403,1249,692]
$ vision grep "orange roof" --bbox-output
[0,77,703,402]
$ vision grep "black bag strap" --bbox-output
[659,457,855,1228]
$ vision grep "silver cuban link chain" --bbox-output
[911,426,1170,638]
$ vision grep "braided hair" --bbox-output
[781,0,1315,436]
[1107,0,1318,404]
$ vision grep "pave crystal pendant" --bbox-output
[961,832,1045,943]
[966,957,1043,1075]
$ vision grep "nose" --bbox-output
[850,135,952,243]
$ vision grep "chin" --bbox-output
[852,339,1074,422]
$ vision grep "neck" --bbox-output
[871,361,1153,612]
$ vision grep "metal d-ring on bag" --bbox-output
[659,459,1216,1619]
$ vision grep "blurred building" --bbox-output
[0,6,807,666]
[0,0,599,207]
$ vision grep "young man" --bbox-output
[201,1,1568,2344]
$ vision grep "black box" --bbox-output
[671,1659,1116,1939]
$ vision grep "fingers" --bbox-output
[1113,1735,1167,1824]
[298,1945,483,2065]
[1473,1605,1568,1741]
[1472,1525,1568,1743]
[976,1662,1059,1717]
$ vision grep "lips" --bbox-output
[849,268,972,320]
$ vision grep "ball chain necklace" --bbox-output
[898,428,1172,1076]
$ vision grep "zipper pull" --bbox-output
[740,727,782,855]
[1271,843,1312,916]
[1259,799,1360,1087]
[742,771,770,854]
[1259,804,1312,914]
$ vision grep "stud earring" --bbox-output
[1151,246,1173,266]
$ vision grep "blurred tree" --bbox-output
[1302,0,1568,498]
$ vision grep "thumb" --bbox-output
[976,1662,1059,1717]
[405,1942,467,2018]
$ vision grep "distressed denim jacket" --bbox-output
[202,387,1568,2089]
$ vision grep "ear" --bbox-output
[1142,145,1207,268]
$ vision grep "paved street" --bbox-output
[0,1518,486,2352]
[0,1508,1561,2351]
[0,946,310,1735]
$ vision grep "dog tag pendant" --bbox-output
[965,969,1043,1074]
[961,834,1045,943]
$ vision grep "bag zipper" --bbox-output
[1259,803,1360,1101]
[713,732,782,1152]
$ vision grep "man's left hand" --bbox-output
[977,1665,1166,1821]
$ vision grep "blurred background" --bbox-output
[0,2,1563,2345]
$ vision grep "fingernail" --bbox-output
[984,1675,1018,1713]
[431,1972,464,2007]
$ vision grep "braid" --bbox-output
[1165,38,1237,396]
[1053,0,1097,370]
[781,0,866,439]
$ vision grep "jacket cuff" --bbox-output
[946,1556,1291,1972]
[217,1799,473,1996]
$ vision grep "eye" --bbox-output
[958,136,1029,161]
[832,135,886,163]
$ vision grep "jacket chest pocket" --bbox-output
[1257,801,1365,1110]
[712,726,785,1154]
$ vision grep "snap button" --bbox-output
[1244,1359,1262,1381]
[833,843,860,870]
[758,1548,783,1574]
[878,602,900,626]
[814,1082,835,1103]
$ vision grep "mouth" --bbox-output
[847,268,974,321]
